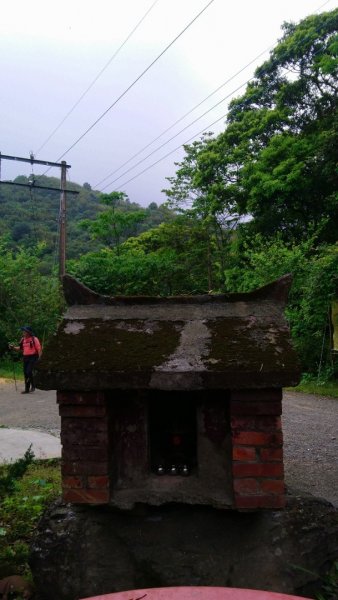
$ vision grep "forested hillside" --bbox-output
[0,176,170,271]
[1,8,337,379]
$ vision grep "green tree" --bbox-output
[0,175,103,269]
[224,8,338,242]
[223,234,338,373]
[124,217,220,293]
[79,192,147,255]
[70,205,235,297]
[0,238,63,355]
[67,245,181,296]
[164,10,337,245]
[163,134,238,290]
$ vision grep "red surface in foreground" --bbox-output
[80,586,312,600]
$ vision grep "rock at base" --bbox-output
[30,494,338,600]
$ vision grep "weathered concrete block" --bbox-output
[30,495,338,600]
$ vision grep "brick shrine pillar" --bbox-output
[57,391,111,504]
[230,389,285,510]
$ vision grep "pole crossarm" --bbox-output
[0,153,71,168]
[0,181,79,194]
[1,152,74,280]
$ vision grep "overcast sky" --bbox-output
[1,0,335,206]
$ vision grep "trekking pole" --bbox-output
[11,356,18,392]
[8,345,18,391]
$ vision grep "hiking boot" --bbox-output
[23,379,30,394]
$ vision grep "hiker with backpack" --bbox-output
[8,326,42,394]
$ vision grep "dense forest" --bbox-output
[1,8,337,378]
[0,177,171,268]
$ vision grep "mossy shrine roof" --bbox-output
[35,274,301,391]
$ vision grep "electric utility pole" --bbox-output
[59,161,67,278]
[0,153,78,279]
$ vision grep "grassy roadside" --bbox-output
[291,370,338,398]
[292,380,338,398]
[0,357,24,381]
[0,451,61,579]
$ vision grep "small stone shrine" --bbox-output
[35,274,301,511]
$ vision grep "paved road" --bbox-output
[282,391,337,507]
[0,427,61,462]
[0,379,61,461]
[0,379,337,506]
[0,379,60,436]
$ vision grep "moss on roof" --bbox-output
[35,275,301,390]
[207,318,295,373]
[37,319,183,373]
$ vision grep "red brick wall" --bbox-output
[58,391,111,504]
[58,388,285,510]
[230,389,285,510]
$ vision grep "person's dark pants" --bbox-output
[23,355,39,392]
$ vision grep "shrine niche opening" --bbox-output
[149,394,197,477]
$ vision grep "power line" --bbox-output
[38,0,332,189]
[102,2,335,193]
[315,0,334,11]
[114,49,329,192]
[0,181,79,194]
[35,0,161,156]
[53,0,216,164]
[95,44,273,190]
[114,79,253,191]
[99,77,254,192]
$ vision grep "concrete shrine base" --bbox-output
[30,494,338,600]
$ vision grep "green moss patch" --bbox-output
[207,318,298,374]
[37,319,184,373]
